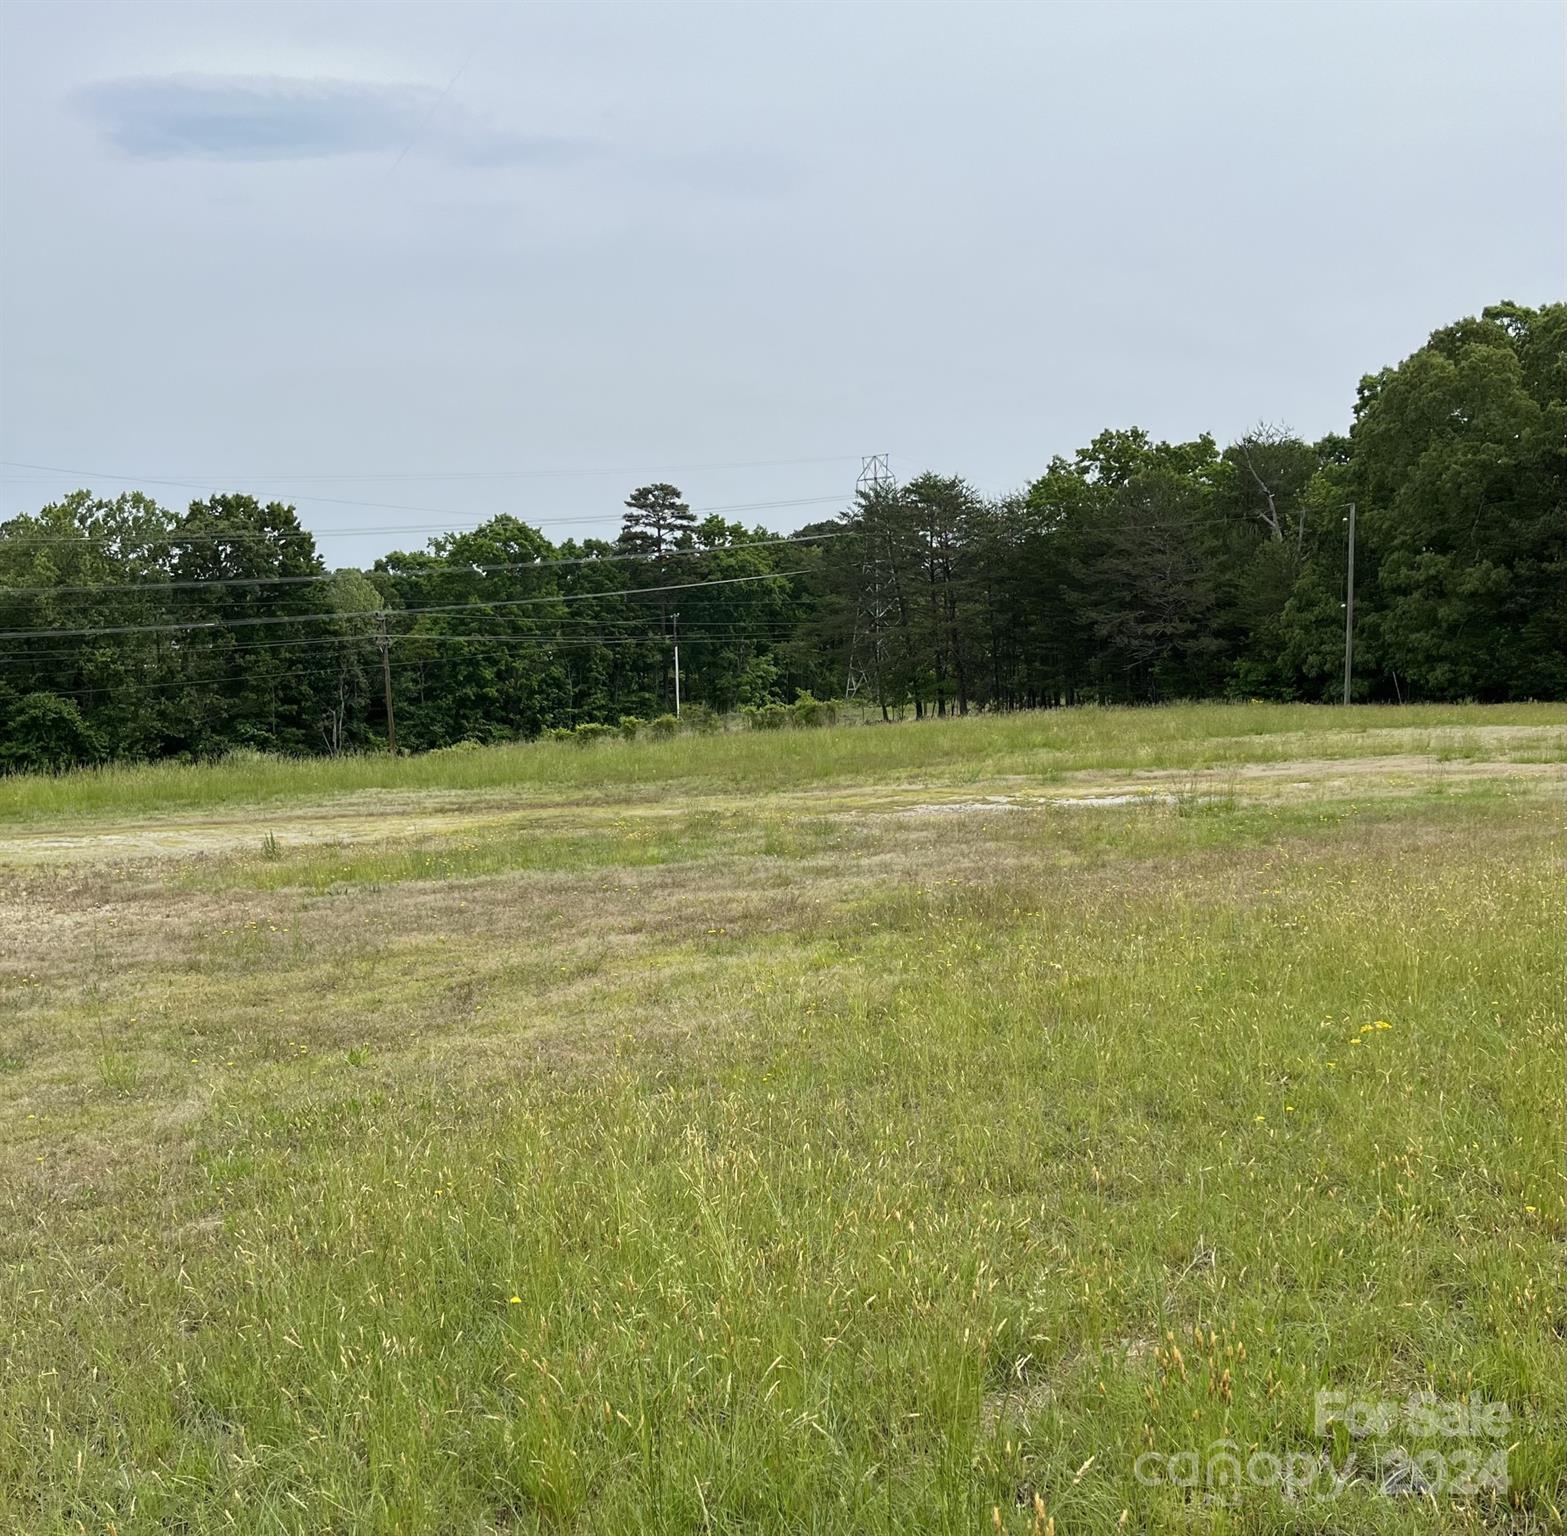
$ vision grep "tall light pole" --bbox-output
[1342,501,1357,706]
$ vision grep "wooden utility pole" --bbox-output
[671,611,681,718]
[376,611,397,754]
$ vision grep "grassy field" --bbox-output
[0,703,1561,1533]
[0,701,1559,824]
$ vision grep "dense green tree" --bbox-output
[376,516,568,748]
[160,495,333,756]
[1350,301,1565,699]
[662,520,805,711]
[0,491,178,758]
[1015,430,1224,703]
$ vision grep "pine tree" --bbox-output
[617,484,696,559]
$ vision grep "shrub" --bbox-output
[680,703,720,735]
[0,693,105,774]
[743,702,791,731]
[572,723,616,746]
[647,714,681,739]
[542,727,574,743]
[617,715,646,741]
[789,691,837,729]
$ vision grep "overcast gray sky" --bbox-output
[2,0,1561,566]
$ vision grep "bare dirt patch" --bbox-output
[887,754,1560,820]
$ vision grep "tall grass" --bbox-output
[0,701,1559,822]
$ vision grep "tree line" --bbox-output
[1,300,1561,771]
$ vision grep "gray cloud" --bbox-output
[75,73,593,167]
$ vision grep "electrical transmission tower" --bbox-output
[857,454,893,496]
[845,454,896,712]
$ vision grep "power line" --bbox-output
[0,568,807,642]
[0,615,809,663]
[0,529,846,597]
[0,628,803,666]
[0,492,848,545]
[36,632,796,702]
